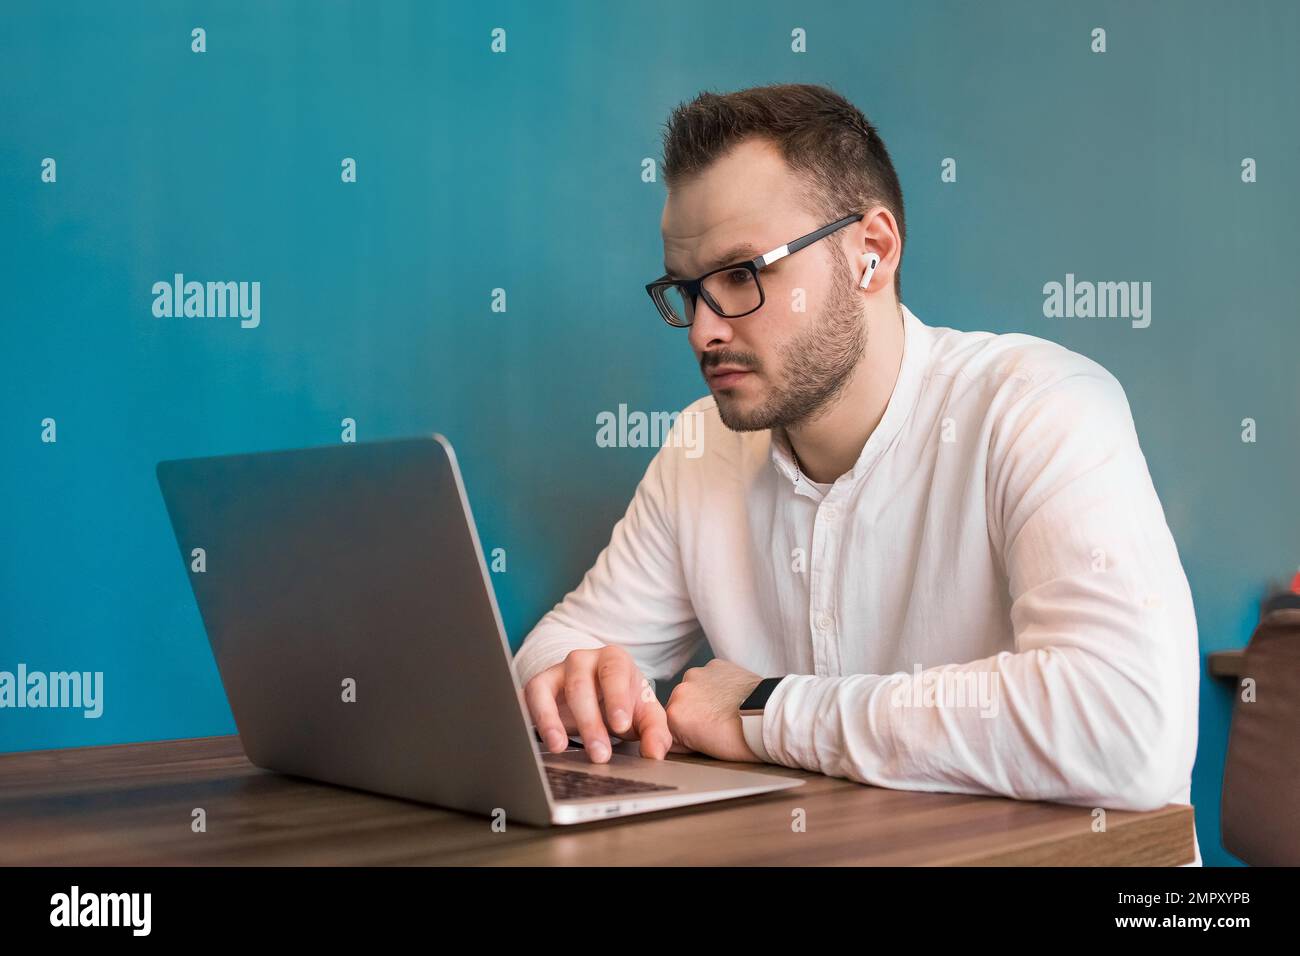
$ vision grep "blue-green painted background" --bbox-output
[3,1,1297,866]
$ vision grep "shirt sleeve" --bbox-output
[760,365,1200,812]
[511,419,703,689]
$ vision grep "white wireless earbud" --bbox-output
[859,252,881,290]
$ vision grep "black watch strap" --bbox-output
[739,676,784,714]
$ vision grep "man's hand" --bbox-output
[665,659,764,762]
[523,645,675,763]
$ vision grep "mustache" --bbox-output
[700,352,760,374]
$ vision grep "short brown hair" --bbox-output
[660,83,906,298]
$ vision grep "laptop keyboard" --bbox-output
[545,765,678,800]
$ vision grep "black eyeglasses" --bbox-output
[645,213,864,328]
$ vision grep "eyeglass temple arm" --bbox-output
[651,212,867,284]
[754,213,865,268]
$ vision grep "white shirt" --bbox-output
[513,303,1201,862]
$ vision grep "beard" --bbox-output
[713,244,866,432]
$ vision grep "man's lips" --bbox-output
[706,367,753,388]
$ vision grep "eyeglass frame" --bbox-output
[645,212,866,328]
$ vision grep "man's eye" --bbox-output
[726,269,753,284]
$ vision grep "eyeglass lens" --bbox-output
[663,267,761,325]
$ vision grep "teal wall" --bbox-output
[3,1,1296,866]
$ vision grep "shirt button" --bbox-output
[816,613,832,631]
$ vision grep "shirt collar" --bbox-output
[769,303,933,495]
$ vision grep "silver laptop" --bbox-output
[156,434,802,826]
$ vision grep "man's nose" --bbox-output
[688,296,735,352]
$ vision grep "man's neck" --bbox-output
[786,302,906,485]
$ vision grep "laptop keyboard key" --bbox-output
[545,765,677,800]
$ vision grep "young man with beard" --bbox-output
[511,83,1199,851]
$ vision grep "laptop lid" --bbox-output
[156,435,554,826]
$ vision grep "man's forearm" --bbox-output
[761,646,1194,812]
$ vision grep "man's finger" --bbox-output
[595,649,636,736]
[631,696,674,760]
[523,667,570,753]
[563,654,612,763]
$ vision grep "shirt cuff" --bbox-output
[762,672,892,772]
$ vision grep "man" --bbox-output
[512,84,1199,845]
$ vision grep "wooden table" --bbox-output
[0,735,1195,866]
